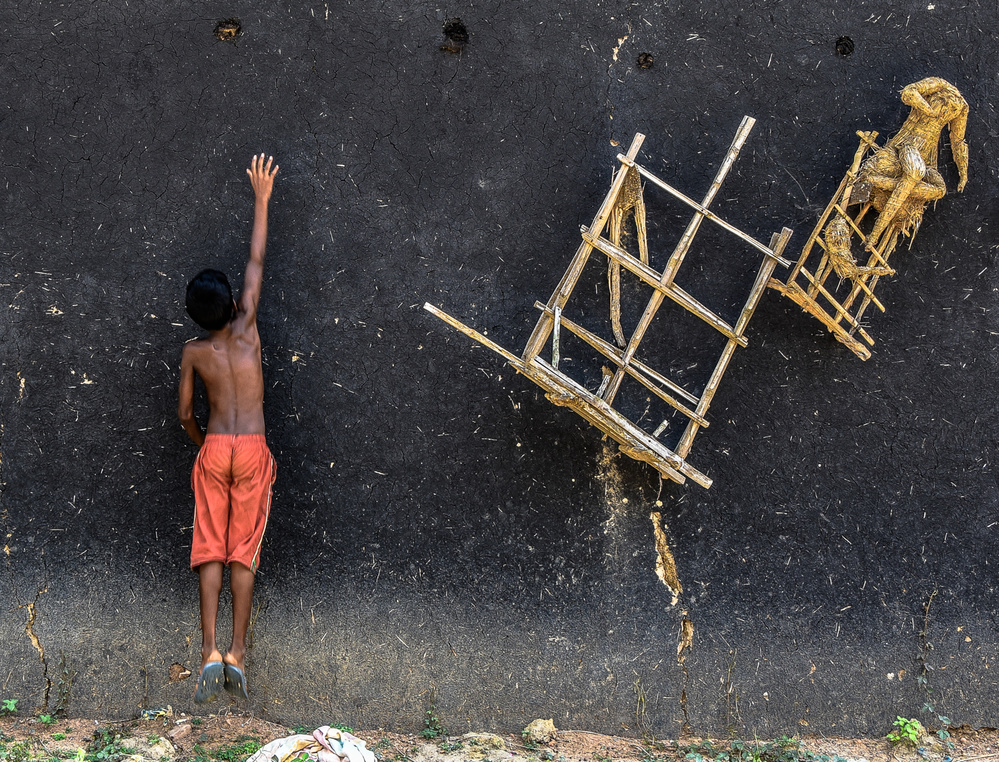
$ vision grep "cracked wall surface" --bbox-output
[1,0,999,737]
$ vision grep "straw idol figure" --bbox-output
[853,77,969,251]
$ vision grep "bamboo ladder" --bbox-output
[768,131,903,361]
[426,118,792,489]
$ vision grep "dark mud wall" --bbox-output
[1,0,997,737]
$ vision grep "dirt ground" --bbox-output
[2,713,999,762]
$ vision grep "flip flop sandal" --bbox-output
[194,662,225,704]
[223,663,249,700]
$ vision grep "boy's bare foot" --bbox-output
[202,648,224,670]
[223,651,249,700]
[194,658,225,704]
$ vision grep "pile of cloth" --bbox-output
[245,726,375,762]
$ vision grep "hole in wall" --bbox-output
[835,36,854,55]
[214,18,241,41]
[441,17,469,53]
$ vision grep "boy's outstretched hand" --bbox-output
[246,154,279,202]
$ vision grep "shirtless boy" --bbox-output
[178,154,279,703]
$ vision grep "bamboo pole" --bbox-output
[532,302,707,425]
[623,161,793,270]
[527,357,712,488]
[783,131,878,290]
[423,303,530,370]
[523,134,646,361]
[768,280,873,360]
[674,229,788,458]
[603,119,784,407]
[423,304,713,488]
[796,268,875,342]
[581,228,748,346]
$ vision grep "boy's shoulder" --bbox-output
[181,336,213,362]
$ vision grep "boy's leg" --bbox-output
[226,561,254,670]
[198,561,225,667]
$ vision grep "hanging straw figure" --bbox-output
[608,166,649,347]
[852,77,968,253]
[823,213,895,280]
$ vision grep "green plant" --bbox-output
[87,728,135,762]
[438,740,463,753]
[674,737,847,762]
[520,731,539,752]
[419,707,446,740]
[1,699,18,714]
[191,719,203,728]
[3,741,33,762]
[333,725,353,734]
[38,715,56,726]
[52,734,67,742]
[53,653,76,717]
[887,717,924,747]
[206,737,263,762]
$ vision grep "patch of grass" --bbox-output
[191,736,263,762]
[52,735,67,742]
[675,736,848,762]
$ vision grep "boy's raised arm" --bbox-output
[238,154,279,318]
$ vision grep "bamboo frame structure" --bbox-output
[771,78,969,361]
[425,120,792,488]
[768,131,893,360]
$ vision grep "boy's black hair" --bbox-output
[186,269,235,330]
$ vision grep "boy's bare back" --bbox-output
[178,155,279,446]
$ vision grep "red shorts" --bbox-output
[191,434,276,573]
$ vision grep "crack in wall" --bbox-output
[604,22,632,125]
[677,614,694,735]
[650,511,682,605]
[25,582,52,707]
